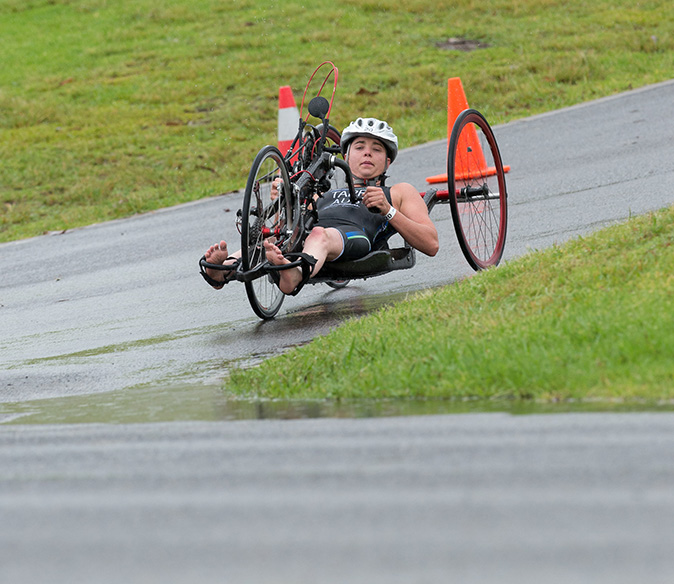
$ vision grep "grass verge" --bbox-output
[227,206,674,403]
[2,0,674,241]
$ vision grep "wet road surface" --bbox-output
[3,413,674,584]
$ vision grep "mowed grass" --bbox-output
[228,206,674,403]
[2,0,674,241]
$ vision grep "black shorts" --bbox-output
[323,223,372,262]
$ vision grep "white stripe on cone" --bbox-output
[278,85,299,159]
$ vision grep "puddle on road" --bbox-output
[1,382,673,425]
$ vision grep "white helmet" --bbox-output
[341,117,398,163]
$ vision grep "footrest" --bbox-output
[316,246,416,281]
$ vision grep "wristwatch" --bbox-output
[384,206,397,221]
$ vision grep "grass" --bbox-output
[2,0,674,241]
[227,206,674,403]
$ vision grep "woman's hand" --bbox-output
[361,186,390,214]
[271,178,283,201]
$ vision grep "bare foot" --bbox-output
[264,240,302,294]
[203,241,237,288]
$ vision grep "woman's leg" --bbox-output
[264,227,343,295]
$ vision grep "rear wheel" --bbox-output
[325,279,349,289]
[241,146,297,319]
[447,109,508,270]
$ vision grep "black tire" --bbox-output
[324,124,341,148]
[325,279,350,289]
[317,124,342,150]
[241,146,297,319]
[296,124,341,171]
[447,109,508,270]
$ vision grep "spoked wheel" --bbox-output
[241,146,297,319]
[447,109,508,270]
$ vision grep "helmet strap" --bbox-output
[353,174,388,187]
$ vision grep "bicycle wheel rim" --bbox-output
[241,146,293,319]
[448,109,508,270]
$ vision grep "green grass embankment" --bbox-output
[228,206,674,403]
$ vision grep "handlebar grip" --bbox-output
[330,157,358,204]
[327,156,382,213]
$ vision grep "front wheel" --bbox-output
[241,146,296,319]
[296,123,342,171]
[447,109,508,270]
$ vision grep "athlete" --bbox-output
[202,117,439,295]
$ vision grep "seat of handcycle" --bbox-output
[311,241,416,282]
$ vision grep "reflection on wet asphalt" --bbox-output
[0,288,423,425]
[3,380,673,425]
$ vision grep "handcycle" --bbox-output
[200,62,508,320]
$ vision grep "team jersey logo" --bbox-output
[320,187,367,210]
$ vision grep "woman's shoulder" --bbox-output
[390,182,420,203]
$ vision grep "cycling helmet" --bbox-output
[341,117,398,163]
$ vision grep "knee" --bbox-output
[305,226,330,248]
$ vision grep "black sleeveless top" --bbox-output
[315,186,395,246]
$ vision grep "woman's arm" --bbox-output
[361,183,439,256]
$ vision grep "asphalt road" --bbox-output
[1,80,674,582]
[3,413,674,584]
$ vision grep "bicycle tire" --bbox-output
[447,109,508,270]
[322,124,341,148]
[297,124,341,171]
[325,279,350,289]
[241,146,296,319]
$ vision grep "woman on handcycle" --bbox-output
[202,117,439,295]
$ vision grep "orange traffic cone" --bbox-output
[426,77,512,184]
[427,78,484,184]
[450,78,488,181]
[447,77,472,144]
[278,86,299,162]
